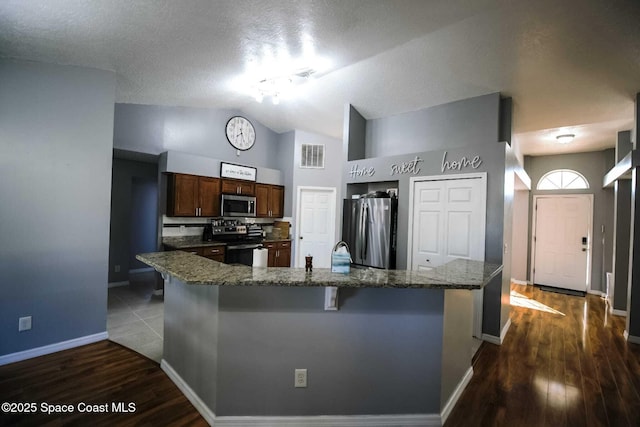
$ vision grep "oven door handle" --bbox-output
[226,244,263,250]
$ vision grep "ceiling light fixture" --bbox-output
[253,67,317,104]
[556,134,575,144]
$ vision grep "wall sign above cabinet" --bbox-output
[349,164,376,178]
[441,152,482,173]
[390,156,423,176]
[220,162,257,182]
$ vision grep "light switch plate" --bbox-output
[19,316,32,332]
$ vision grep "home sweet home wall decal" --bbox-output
[441,151,482,173]
[390,156,423,175]
[349,164,376,178]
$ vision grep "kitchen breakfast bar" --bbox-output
[137,251,501,425]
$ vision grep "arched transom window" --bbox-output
[536,169,589,190]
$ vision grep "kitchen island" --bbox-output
[137,251,501,426]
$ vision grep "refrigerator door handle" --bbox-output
[363,204,369,259]
[359,202,365,261]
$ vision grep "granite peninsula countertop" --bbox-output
[136,251,502,290]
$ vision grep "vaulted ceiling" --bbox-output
[1,0,639,156]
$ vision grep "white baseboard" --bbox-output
[625,332,640,345]
[440,366,473,425]
[611,308,627,317]
[108,281,129,288]
[161,360,440,427]
[511,279,529,286]
[0,332,107,366]
[161,359,216,426]
[214,413,440,427]
[482,318,511,345]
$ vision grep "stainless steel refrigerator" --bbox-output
[342,193,397,269]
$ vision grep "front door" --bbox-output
[533,195,592,292]
[409,174,487,338]
[296,187,337,268]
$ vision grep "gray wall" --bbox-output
[524,150,616,292]
[613,179,631,310]
[0,59,115,356]
[164,279,448,417]
[114,103,283,170]
[511,189,530,282]
[365,93,500,158]
[612,130,633,311]
[109,157,158,282]
[344,104,367,161]
[276,131,295,217]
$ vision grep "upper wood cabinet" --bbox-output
[255,184,284,218]
[167,173,220,217]
[221,179,255,196]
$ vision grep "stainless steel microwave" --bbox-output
[221,194,256,217]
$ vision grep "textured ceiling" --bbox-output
[1,0,639,156]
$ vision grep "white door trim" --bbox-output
[407,172,487,270]
[294,186,337,268]
[530,194,594,291]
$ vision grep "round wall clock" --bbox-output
[225,116,256,151]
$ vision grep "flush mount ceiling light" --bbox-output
[556,134,575,144]
[230,52,331,105]
[253,67,316,105]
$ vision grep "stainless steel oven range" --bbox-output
[211,220,262,266]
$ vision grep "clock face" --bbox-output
[225,116,256,151]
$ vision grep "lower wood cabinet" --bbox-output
[199,246,226,262]
[172,245,226,263]
[263,240,291,267]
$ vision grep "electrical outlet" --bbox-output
[114,265,121,273]
[19,316,32,332]
[294,369,307,388]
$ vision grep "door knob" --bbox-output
[300,236,304,240]
[426,259,430,262]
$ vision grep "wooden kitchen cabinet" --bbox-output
[167,173,220,217]
[255,184,284,218]
[264,240,291,267]
[198,177,221,217]
[221,178,255,196]
[175,246,226,263]
[199,245,226,262]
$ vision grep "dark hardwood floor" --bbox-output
[0,340,206,427]
[446,284,640,427]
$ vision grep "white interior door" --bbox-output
[296,187,336,268]
[533,195,592,292]
[411,177,486,270]
[409,175,486,338]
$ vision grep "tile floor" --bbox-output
[107,271,164,363]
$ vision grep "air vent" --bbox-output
[300,144,325,169]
